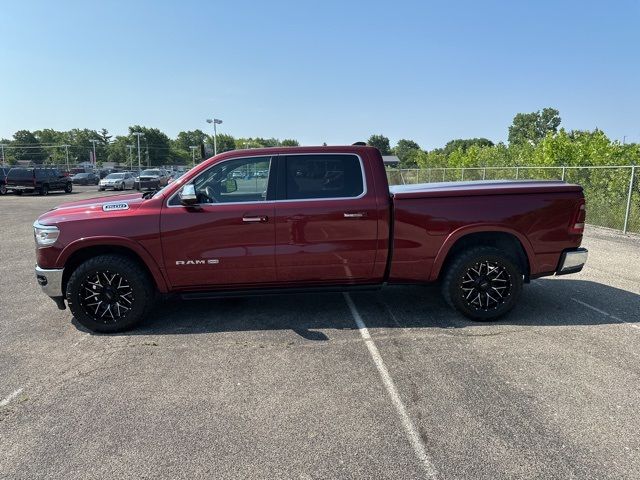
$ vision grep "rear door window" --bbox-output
[283,154,364,200]
[8,168,32,179]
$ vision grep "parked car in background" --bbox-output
[1,167,9,195]
[6,167,72,195]
[99,172,135,191]
[168,171,185,183]
[71,172,100,186]
[98,168,117,179]
[134,169,169,190]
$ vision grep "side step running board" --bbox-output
[179,284,383,301]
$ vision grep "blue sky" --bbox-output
[1,0,638,149]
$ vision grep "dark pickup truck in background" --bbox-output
[6,167,73,195]
[1,166,9,195]
[32,145,588,332]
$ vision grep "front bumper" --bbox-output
[35,265,64,297]
[556,248,588,275]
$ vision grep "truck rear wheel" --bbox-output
[66,254,154,333]
[441,246,523,321]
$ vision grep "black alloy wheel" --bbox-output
[66,254,154,332]
[79,271,134,322]
[460,260,511,311]
[441,246,523,321]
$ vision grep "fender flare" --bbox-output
[57,236,169,293]
[429,224,536,281]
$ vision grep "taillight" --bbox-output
[569,200,586,234]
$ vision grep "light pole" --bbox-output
[132,133,144,173]
[127,144,134,171]
[189,146,198,166]
[206,118,223,155]
[63,144,70,172]
[89,139,99,166]
[1,144,5,166]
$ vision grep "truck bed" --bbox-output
[389,180,583,199]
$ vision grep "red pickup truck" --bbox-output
[33,145,588,332]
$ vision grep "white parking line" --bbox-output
[571,298,639,329]
[0,388,23,407]
[343,293,437,479]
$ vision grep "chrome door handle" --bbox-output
[242,216,268,223]
[343,212,366,218]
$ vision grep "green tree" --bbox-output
[64,128,102,164]
[174,130,208,152]
[443,138,494,155]
[12,130,47,164]
[128,126,172,166]
[210,133,236,154]
[33,129,68,164]
[281,139,299,147]
[393,139,421,167]
[367,134,391,155]
[98,128,112,144]
[508,107,561,145]
[107,136,134,166]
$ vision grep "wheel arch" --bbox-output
[59,238,168,295]
[431,226,534,282]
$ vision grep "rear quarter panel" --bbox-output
[389,191,584,282]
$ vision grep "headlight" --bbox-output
[33,222,60,247]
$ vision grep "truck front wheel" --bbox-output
[441,246,523,321]
[66,254,154,332]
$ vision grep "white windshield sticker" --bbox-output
[103,202,129,212]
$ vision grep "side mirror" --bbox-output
[222,179,238,194]
[179,184,198,206]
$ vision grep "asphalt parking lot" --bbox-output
[1,186,639,479]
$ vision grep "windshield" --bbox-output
[74,173,89,178]
[106,173,125,179]
[140,169,161,176]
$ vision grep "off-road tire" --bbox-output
[66,254,155,333]
[65,182,73,193]
[441,246,523,321]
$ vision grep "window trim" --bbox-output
[278,153,367,203]
[166,152,367,208]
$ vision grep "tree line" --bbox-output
[0,127,299,167]
[369,108,639,169]
[1,108,638,170]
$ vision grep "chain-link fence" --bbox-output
[387,166,639,234]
